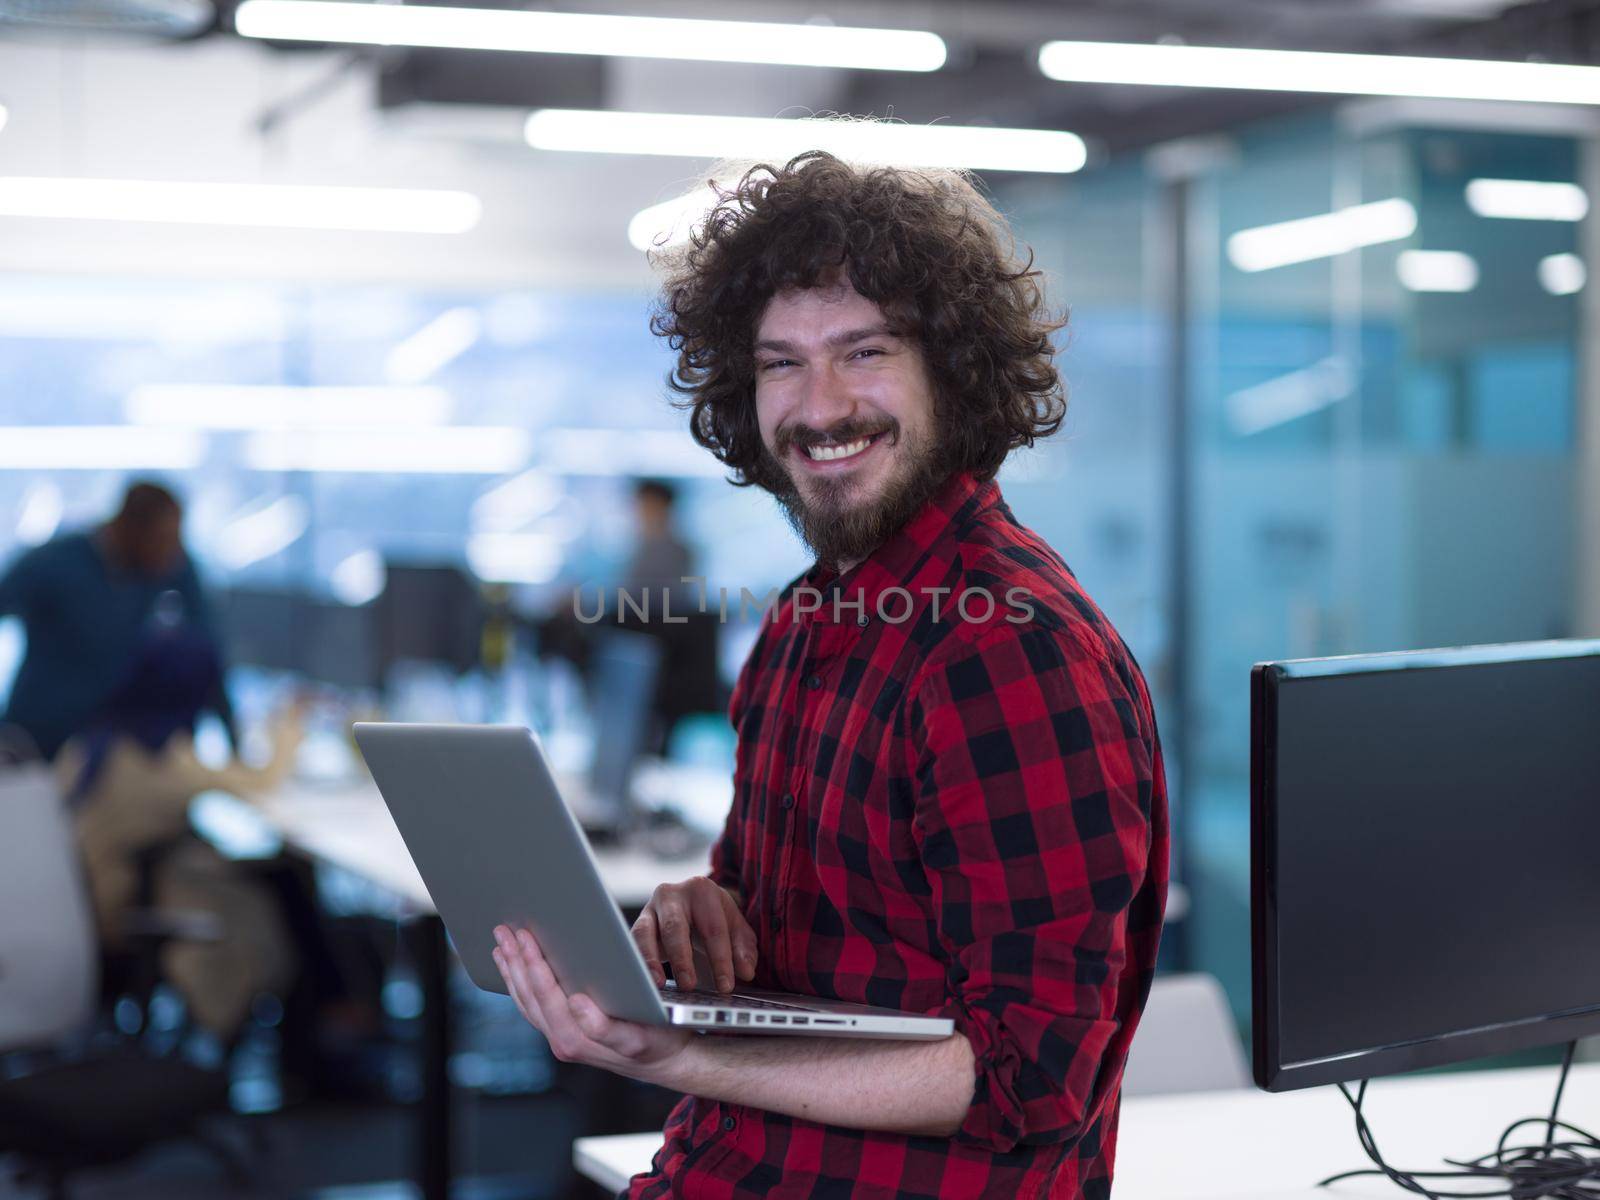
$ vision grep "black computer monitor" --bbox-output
[1251,639,1600,1093]
[374,563,483,679]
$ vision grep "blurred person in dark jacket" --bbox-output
[0,480,233,760]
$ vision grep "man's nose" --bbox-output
[793,361,858,434]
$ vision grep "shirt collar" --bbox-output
[792,470,1001,630]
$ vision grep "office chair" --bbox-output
[1121,973,1251,1096]
[0,755,243,1199]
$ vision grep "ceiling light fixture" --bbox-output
[1227,198,1417,272]
[385,308,483,384]
[1396,249,1479,292]
[0,427,207,470]
[243,427,529,474]
[1039,41,1600,105]
[527,110,1087,174]
[235,0,946,72]
[127,385,454,428]
[1465,179,1589,221]
[1539,253,1586,296]
[0,177,481,234]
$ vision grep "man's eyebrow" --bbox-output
[753,326,899,355]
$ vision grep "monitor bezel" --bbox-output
[1251,639,1600,1092]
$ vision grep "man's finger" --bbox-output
[514,928,590,1058]
[493,944,545,1032]
[654,889,698,990]
[630,907,667,988]
[719,889,759,981]
[689,882,736,992]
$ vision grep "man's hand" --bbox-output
[492,926,692,1085]
[632,876,757,992]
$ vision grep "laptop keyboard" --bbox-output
[662,987,821,1012]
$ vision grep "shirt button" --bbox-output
[722,1115,737,1132]
[806,673,822,689]
[857,614,870,627]
[781,793,795,810]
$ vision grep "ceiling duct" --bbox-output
[378,46,607,112]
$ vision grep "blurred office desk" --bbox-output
[574,1061,1600,1198]
[228,776,714,1200]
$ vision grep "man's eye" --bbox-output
[760,359,794,371]
[852,348,885,359]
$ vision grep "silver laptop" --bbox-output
[352,723,953,1040]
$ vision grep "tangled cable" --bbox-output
[1318,1042,1600,1199]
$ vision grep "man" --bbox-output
[622,477,694,600]
[0,480,231,759]
[494,152,1169,1198]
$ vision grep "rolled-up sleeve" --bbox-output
[908,621,1157,1153]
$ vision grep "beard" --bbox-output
[762,413,952,569]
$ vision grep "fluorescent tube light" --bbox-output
[526,110,1086,174]
[629,189,722,253]
[215,496,310,570]
[472,469,561,532]
[1227,198,1416,272]
[0,427,206,471]
[1465,179,1589,221]
[331,549,386,606]
[235,0,945,72]
[538,428,727,477]
[15,483,63,545]
[0,177,481,234]
[1038,41,1600,105]
[127,385,453,429]
[1539,252,1586,296]
[1396,249,1479,292]
[465,532,564,585]
[244,427,530,474]
[385,308,483,384]
[1227,357,1352,436]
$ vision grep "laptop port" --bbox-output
[769,1015,787,1024]
[790,1017,808,1025]
[812,1018,844,1026]
[736,1012,751,1024]
[715,1011,730,1024]
[692,1011,711,1020]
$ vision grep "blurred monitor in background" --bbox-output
[0,480,234,760]
[215,589,380,694]
[374,563,484,681]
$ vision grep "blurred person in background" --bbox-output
[0,480,234,761]
[58,625,300,1042]
[622,477,694,600]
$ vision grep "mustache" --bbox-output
[776,418,898,455]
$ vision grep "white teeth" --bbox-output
[806,437,871,462]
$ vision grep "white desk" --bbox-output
[210,774,715,1200]
[243,776,714,910]
[574,1061,1600,1198]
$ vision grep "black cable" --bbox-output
[1316,1042,1600,1200]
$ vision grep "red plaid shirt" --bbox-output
[627,471,1169,1200]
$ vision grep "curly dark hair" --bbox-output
[650,150,1067,491]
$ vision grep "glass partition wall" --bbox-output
[1183,111,1584,1016]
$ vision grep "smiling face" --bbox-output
[753,281,949,569]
